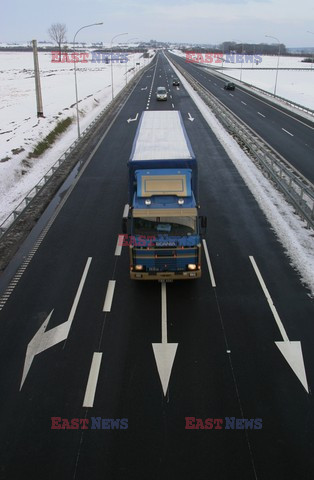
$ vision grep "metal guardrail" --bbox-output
[0,61,153,239]
[170,56,314,230]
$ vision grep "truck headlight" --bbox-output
[135,265,144,271]
[187,264,197,271]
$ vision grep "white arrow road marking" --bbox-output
[188,112,194,122]
[127,113,139,123]
[83,352,103,408]
[152,282,178,396]
[20,257,92,390]
[249,256,309,393]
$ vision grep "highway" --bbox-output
[167,50,314,185]
[0,51,313,479]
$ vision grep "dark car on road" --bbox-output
[224,82,235,91]
[172,78,180,86]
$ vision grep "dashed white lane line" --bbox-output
[202,239,216,288]
[172,103,175,108]
[83,352,103,408]
[229,93,234,97]
[115,235,124,256]
[103,280,116,312]
[282,128,294,137]
[241,101,247,105]
[258,112,266,118]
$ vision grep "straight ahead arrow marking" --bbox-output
[20,257,92,390]
[152,282,178,396]
[249,256,309,393]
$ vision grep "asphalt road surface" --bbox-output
[0,52,313,480]
[167,50,314,185]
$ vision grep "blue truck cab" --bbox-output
[125,110,206,280]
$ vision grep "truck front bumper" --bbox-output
[130,270,201,280]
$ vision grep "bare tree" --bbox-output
[48,23,67,58]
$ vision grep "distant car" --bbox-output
[172,78,180,86]
[156,86,168,101]
[224,82,235,91]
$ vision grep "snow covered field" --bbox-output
[0,50,152,224]
[171,49,314,109]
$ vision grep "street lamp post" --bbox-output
[233,39,243,81]
[126,37,140,85]
[110,32,128,100]
[265,34,281,96]
[73,22,103,138]
[307,31,314,71]
[240,42,244,81]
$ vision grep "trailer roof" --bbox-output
[130,111,194,161]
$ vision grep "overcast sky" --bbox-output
[2,0,314,47]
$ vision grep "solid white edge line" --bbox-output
[249,256,288,341]
[202,239,216,288]
[83,352,103,408]
[103,280,116,312]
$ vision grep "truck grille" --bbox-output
[133,247,198,272]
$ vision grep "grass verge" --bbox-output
[29,117,73,158]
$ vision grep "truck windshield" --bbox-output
[133,216,196,235]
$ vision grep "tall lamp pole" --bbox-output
[240,42,244,81]
[307,31,314,71]
[73,22,103,138]
[126,37,140,85]
[110,32,128,100]
[265,34,281,96]
[233,39,243,81]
